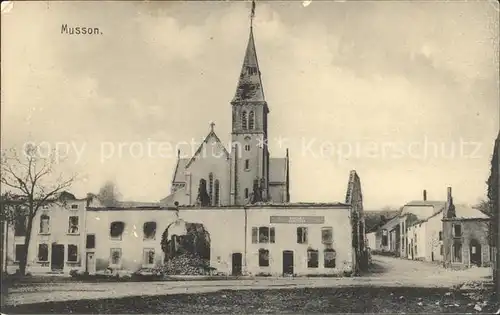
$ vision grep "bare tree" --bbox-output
[0,145,76,275]
[97,180,122,207]
[475,199,493,216]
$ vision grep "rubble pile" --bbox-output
[159,254,213,276]
[456,280,498,312]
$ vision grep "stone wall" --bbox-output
[442,219,491,268]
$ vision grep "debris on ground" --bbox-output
[155,254,213,276]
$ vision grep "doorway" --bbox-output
[86,252,96,275]
[231,252,242,276]
[51,244,65,271]
[282,250,294,276]
[470,240,482,267]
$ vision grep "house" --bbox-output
[85,203,356,277]
[3,171,367,276]
[373,214,401,254]
[406,208,443,262]
[368,187,492,269]
[369,188,444,257]
[399,192,446,259]
[364,209,400,251]
[442,188,491,268]
[4,193,88,274]
[404,187,491,268]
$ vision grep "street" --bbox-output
[4,256,492,307]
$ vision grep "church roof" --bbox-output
[160,186,188,206]
[172,158,189,184]
[232,27,266,103]
[269,158,287,184]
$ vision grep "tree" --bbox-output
[97,180,121,207]
[0,145,76,275]
[487,132,499,295]
[475,199,493,216]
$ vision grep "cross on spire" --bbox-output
[209,121,215,132]
[250,0,256,28]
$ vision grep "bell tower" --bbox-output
[230,1,269,205]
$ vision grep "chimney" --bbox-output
[423,190,427,201]
[445,186,456,219]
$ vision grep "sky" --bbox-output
[1,1,499,209]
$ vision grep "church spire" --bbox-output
[250,0,256,28]
[231,0,266,104]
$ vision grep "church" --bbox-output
[160,18,290,207]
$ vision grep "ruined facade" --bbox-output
[345,170,368,272]
[3,168,366,277]
[442,188,491,268]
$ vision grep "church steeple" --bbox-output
[230,0,270,205]
[231,1,266,104]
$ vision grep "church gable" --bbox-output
[185,130,230,169]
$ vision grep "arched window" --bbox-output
[143,221,157,240]
[244,188,249,199]
[248,111,255,129]
[242,111,248,129]
[209,173,214,205]
[39,214,50,234]
[198,178,209,206]
[245,159,250,170]
[214,180,220,206]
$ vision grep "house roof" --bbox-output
[452,204,490,220]
[401,200,445,220]
[404,200,446,208]
[117,201,161,208]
